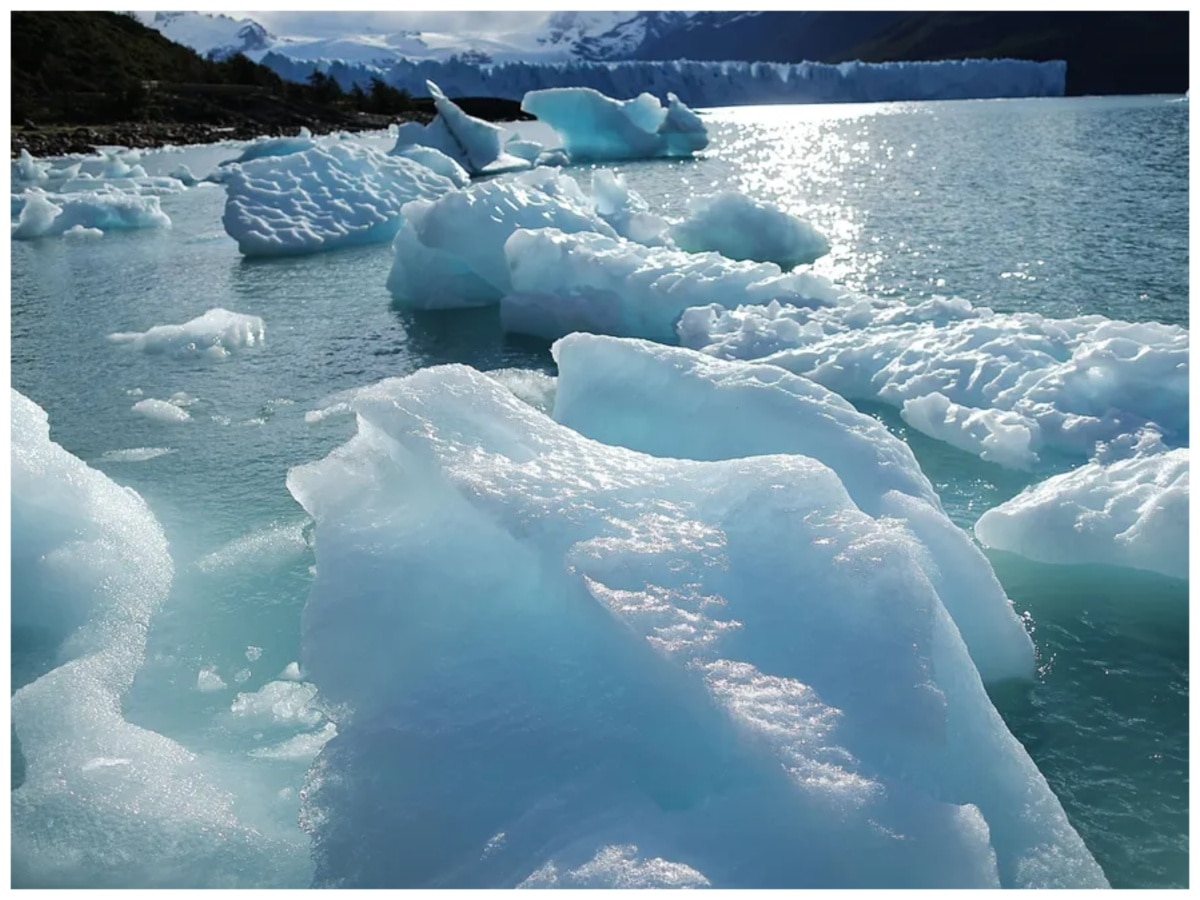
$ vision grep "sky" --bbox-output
[221,11,562,38]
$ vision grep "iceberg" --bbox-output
[550,333,1035,683]
[679,296,1189,466]
[387,170,619,309]
[221,141,458,257]
[504,137,545,163]
[12,189,171,239]
[227,127,316,164]
[11,390,309,888]
[590,169,672,246]
[390,80,530,176]
[500,228,842,343]
[286,365,1104,888]
[389,144,470,187]
[672,192,830,270]
[12,148,49,184]
[975,447,1188,580]
[100,149,147,179]
[521,87,708,161]
[108,308,265,359]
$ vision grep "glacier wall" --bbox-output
[260,53,1067,107]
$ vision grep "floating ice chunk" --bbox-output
[551,333,1034,683]
[286,366,1103,888]
[519,845,710,888]
[198,667,228,692]
[228,129,317,164]
[108,308,265,359]
[390,144,470,187]
[521,87,708,162]
[230,681,324,729]
[170,164,198,186]
[976,448,1188,579]
[388,170,616,308]
[63,224,103,238]
[391,80,529,176]
[100,150,147,179]
[680,297,1189,465]
[501,228,842,343]
[280,661,303,681]
[12,189,170,239]
[96,447,175,463]
[505,137,545,163]
[246,646,263,662]
[221,142,457,257]
[672,192,830,270]
[590,169,672,245]
[13,148,49,184]
[132,398,191,423]
[250,722,338,761]
[54,173,187,196]
[535,148,570,167]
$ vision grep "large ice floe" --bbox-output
[221,141,458,256]
[387,169,629,308]
[286,350,1105,889]
[390,80,530,176]
[550,334,1035,683]
[975,444,1189,580]
[671,192,830,270]
[11,189,171,239]
[521,87,708,162]
[501,229,842,343]
[680,296,1189,468]
[11,391,310,887]
[108,308,265,359]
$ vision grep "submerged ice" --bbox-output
[11,391,310,888]
[287,355,1104,889]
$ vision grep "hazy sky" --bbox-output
[226,11,560,37]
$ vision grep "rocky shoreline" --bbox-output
[11,114,417,158]
[12,96,528,159]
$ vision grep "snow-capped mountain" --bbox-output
[138,11,274,60]
[139,11,715,66]
[562,11,697,60]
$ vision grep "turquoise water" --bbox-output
[10,95,1188,887]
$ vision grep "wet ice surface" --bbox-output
[10,95,1188,888]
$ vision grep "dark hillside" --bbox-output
[10,11,423,155]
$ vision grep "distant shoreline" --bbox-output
[11,96,529,159]
[12,117,405,159]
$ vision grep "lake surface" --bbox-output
[11,94,1188,888]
